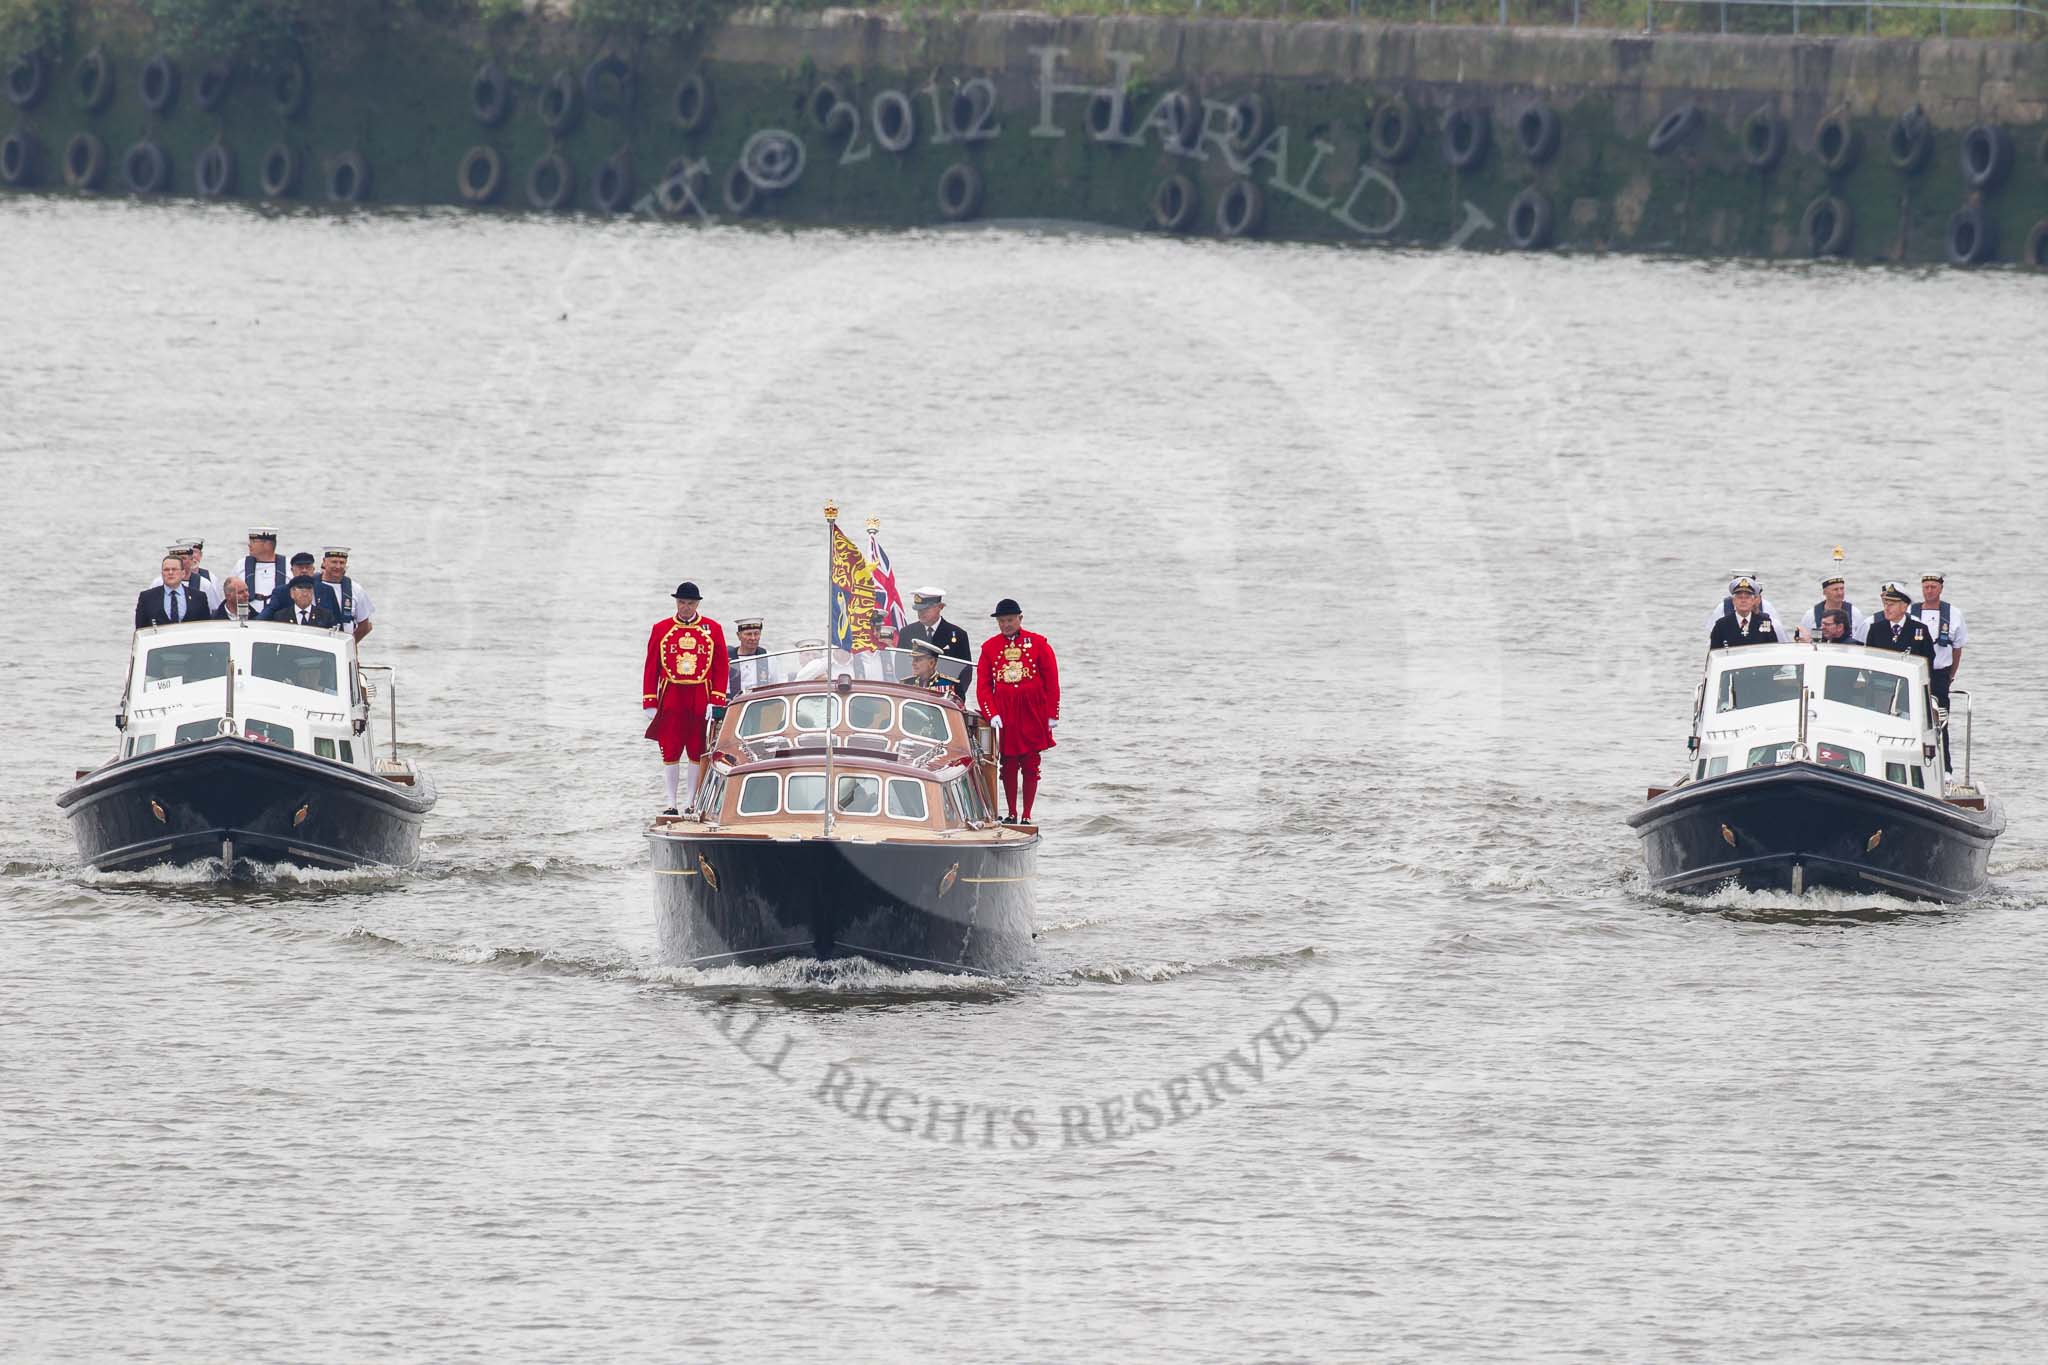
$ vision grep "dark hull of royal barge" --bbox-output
[57,737,435,872]
[1627,761,2003,904]
[648,831,1038,976]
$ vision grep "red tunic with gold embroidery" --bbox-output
[975,629,1060,755]
[642,614,729,763]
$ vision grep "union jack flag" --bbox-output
[868,524,907,632]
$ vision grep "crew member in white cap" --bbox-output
[1911,573,1967,771]
[241,528,289,617]
[728,616,771,695]
[1708,577,1781,648]
[1703,573,1782,642]
[897,586,972,700]
[315,546,375,642]
[1794,573,1865,642]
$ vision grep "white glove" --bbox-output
[1049,718,1060,731]
[643,706,656,717]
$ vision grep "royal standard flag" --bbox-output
[829,518,877,653]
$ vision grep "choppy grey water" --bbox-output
[4,197,2048,1361]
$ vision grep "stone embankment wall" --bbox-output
[3,3,2045,266]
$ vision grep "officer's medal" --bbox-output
[1001,645,1025,684]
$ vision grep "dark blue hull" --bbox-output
[57,737,435,872]
[1627,762,2003,904]
[649,831,1037,976]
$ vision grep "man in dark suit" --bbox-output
[897,587,972,699]
[1708,578,1780,649]
[136,555,205,628]
[1864,582,1936,664]
[264,575,339,629]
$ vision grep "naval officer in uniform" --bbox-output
[1863,582,1937,664]
[906,639,954,694]
[898,587,972,700]
[1911,572,1968,772]
[1794,574,1865,642]
[1704,574,1783,641]
[1708,578,1781,648]
[729,617,772,694]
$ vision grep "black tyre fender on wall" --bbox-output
[140,53,179,114]
[2025,219,2048,269]
[1151,173,1197,232]
[936,161,982,221]
[720,159,756,215]
[1515,104,1560,165]
[260,142,298,197]
[1887,105,1932,174]
[1158,89,1199,152]
[1814,109,1859,173]
[1946,203,1995,266]
[6,51,48,109]
[1216,178,1264,238]
[75,48,113,113]
[1800,194,1852,258]
[807,80,845,131]
[656,156,706,218]
[472,62,511,127]
[591,148,633,214]
[582,53,633,118]
[1960,123,2012,192]
[1086,88,1130,141]
[0,128,42,187]
[1647,104,1700,155]
[122,139,168,194]
[872,89,916,153]
[1442,106,1490,171]
[271,56,308,118]
[326,151,369,204]
[1370,99,1418,164]
[538,70,580,134]
[527,151,573,211]
[196,60,232,112]
[1506,186,1553,250]
[1741,107,1785,172]
[194,141,235,197]
[672,72,712,133]
[457,144,503,203]
[1226,92,1268,156]
[63,130,105,189]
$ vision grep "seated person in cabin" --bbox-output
[212,576,251,620]
[136,554,205,627]
[907,639,953,694]
[1708,578,1780,648]
[1815,607,1853,643]
[1793,574,1865,642]
[267,575,340,629]
[259,555,319,621]
[1862,582,1936,663]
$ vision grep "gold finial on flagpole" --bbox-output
[1832,544,1845,565]
[824,501,838,522]
[866,516,880,535]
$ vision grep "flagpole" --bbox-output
[823,500,837,839]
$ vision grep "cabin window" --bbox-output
[174,720,219,744]
[1912,766,1926,789]
[1823,666,1910,719]
[738,698,786,738]
[1816,743,1864,773]
[698,771,727,815]
[835,775,881,814]
[1705,756,1729,777]
[126,733,158,758]
[339,740,354,764]
[1886,762,1908,785]
[887,779,928,821]
[252,642,339,696]
[900,700,948,742]
[785,774,828,813]
[1716,663,1802,712]
[738,774,781,815]
[244,719,295,748]
[846,696,892,732]
[316,738,338,760]
[144,641,231,688]
[942,781,968,827]
[1695,759,1706,780]
[793,696,841,731]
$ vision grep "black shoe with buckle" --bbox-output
[660,806,679,817]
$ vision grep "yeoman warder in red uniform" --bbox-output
[975,597,1060,824]
[642,581,728,815]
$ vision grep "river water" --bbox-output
[4,197,2047,1361]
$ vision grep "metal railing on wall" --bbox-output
[1105,0,2048,39]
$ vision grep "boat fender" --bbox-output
[527,150,574,211]
[591,148,633,214]
[873,89,917,154]
[326,150,370,204]
[63,130,104,189]
[260,142,298,198]
[457,144,503,203]
[141,53,179,114]
[936,161,982,222]
[720,159,756,215]
[1226,91,1269,156]
[538,69,580,134]
[808,79,846,131]
[1515,103,1561,164]
[1960,123,2013,192]
[1887,105,1932,173]
[1150,172,1197,232]
[1506,186,1553,250]
[0,128,41,188]
[655,155,706,219]
[1647,104,1700,155]
[194,141,235,197]
[1369,98,1419,164]
[1801,194,1852,258]
[1741,106,1785,171]
[1442,106,1490,171]
[74,48,113,113]
[672,72,712,133]
[1086,87,1130,141]
[1215,178,1264,238]
[582,52,633,119]
[196,60,232,112]
[1814,109,1859,173]
[5,51,48,108]
[122,139,169,194]
[472,61,511,127]
[270,55,308,118]
[1946,203,1995,266]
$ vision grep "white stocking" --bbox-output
[662,763,681,807]
[680,763,700,812]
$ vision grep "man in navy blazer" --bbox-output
[136,555,206,628]
[261,575,340,629]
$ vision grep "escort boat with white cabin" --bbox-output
[1628,639,2003,903]
[58,617,435,871]
[648,647,1037,976]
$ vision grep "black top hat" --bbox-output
[672,581,702,600]
[990,597,1022,617]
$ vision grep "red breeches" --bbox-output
[999,751,1042,819]
[645,688,710,764]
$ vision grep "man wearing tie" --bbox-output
[135,555,202,628]
[275,575,339,629]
